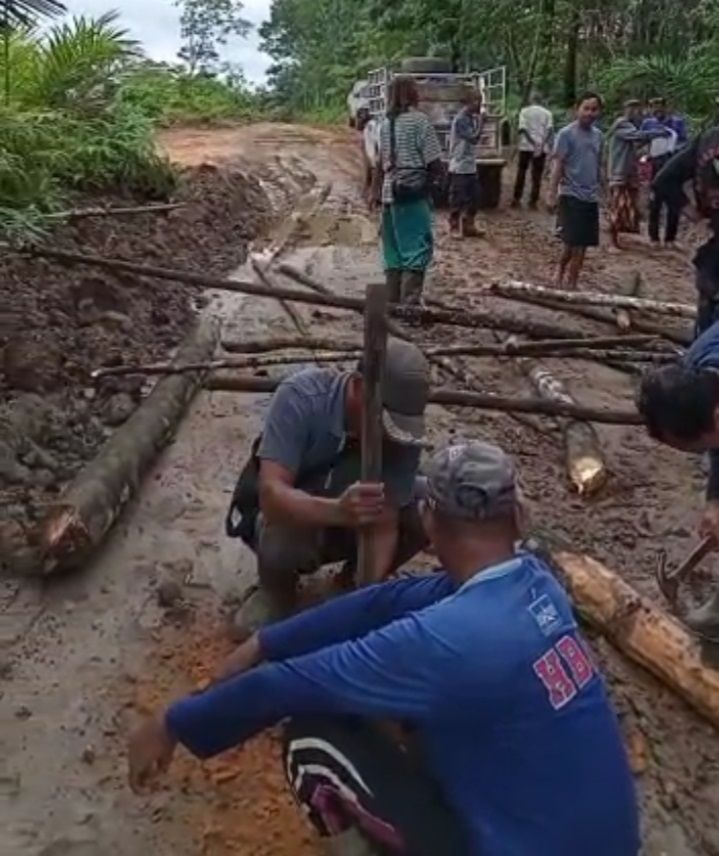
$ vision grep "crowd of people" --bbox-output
[124,77,719,855]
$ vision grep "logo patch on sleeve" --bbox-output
[528,594,561,636]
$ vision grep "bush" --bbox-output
[118,65,260,125]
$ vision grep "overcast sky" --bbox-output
[64,0,273,83]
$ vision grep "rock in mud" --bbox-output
[157,579,183,608]
[2,336,62,392]
[100,393,135,427]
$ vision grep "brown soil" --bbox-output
[0,163,274,560]
[2,122,718,856]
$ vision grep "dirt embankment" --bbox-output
[0,164,278,565]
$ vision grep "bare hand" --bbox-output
[546,196,558,214]
[217,634,262,682]
[699,501,719,543]
[128,715,177,794]
[338,481,385,527]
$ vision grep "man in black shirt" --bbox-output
[651,126,719,334]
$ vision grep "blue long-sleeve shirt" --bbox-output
[167,555,639,856]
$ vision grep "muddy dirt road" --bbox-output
[2,122,718,855]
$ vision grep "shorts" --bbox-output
[558,195,599,248]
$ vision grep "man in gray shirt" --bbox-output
[448,89,485,238]
[229,338,430,636]
[548,92,603,288]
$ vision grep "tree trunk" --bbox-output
[554,551,719,732]
[563,5,580,107]
[29,316,220,575]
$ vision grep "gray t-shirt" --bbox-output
[258,368,419,507]
[449,108,484,174]
[553,121,603,202]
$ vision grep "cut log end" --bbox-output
[565,421,608,497]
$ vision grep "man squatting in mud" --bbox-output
[129,441,639,856]
[225,337,431,636]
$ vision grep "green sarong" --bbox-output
[381,199,433,272]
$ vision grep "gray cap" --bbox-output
[426,442,517,521]
[381,339,430,446]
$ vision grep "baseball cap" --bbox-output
[426,442,517,521]
[380,338,430,446]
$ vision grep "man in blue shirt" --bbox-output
[129,441,639,856]
[638,321,719,636]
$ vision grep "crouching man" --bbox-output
[130,441,639,856]
[226,338,430,635]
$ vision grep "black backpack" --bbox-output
[695,126,719,215]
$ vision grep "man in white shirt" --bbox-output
[512,93,554,209]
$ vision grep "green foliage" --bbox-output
[33,12,140,111]
[175,0,250,74]
[118,63,258,125]
[261,0,719,126]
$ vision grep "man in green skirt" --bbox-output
[375,76,443,306]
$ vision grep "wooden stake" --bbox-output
[491,280,696,319]
[205,374,642,425]
[46,203,184,220]
[358,282,388,586]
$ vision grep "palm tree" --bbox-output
[1,0,66,104]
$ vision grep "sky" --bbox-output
[64,0,273,83]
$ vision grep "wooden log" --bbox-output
[33,316,220,575]
[262,181,332,266]
[221,333,664,358]
[205,374,643,425]
[30,247,593,340]
[508,296,692,347]
[95,346,675,381]
[46,203,184,220]
[554,551,719,731]
[492,280,696,319]
[526,367,608,496]
[358,283,388,585]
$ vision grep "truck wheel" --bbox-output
[478,164,503,209]
[400,57,453,74]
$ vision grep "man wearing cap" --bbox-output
[130,442,639,856]
[607,99,669,250]
[227,337,430,634]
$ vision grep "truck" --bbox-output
[353,57,508,208]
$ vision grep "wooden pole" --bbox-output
[46,203,184,221]
[221,333,665,357]
[554,551,719,732]
[205,374,643,425]
[491,280,696,319]
[358,282,388,586]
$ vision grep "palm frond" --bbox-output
[0,0,66,28]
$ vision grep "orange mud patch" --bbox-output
[126,610,321,856]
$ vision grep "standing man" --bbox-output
[130,442,640,856]
[547,91,604,289]
[374,76,443,306]
[512,91,554,209]
[226,339,430,636]
[641,97,685,248]
[448,88,485,238]
[607,99,668,250]
[651,124,719,331]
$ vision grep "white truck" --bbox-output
[353,57,508,208]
